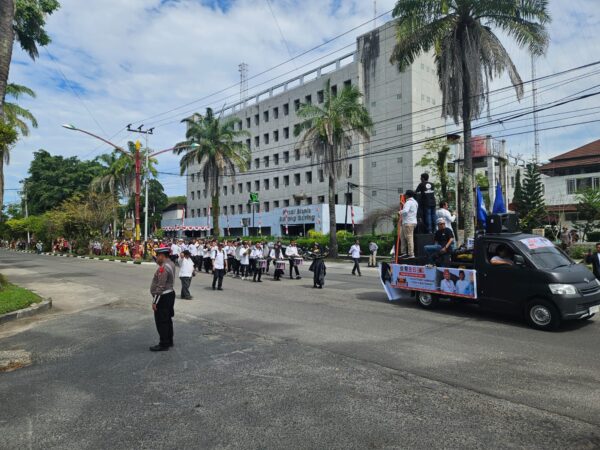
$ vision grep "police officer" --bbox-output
[150,247,176,351]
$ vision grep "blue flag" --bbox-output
[492,182,507,214]
[476,186,487,228]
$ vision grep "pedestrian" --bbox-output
[179,250,195,300]
[560,227,572,252]
[170,240,181,266]
[252,243,264,282]
[368,240,378,267]
[415,173,436,233]
[585,243,600,281]
[211,242,228,290]
[285,240,302,279]
[239,241,250,280]
[349,239,362,276]
[401,190,419,258]
[149,248,176,352]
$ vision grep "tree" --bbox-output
[416,138,454,204]
[512,168,524,212]
[126,179,168,234]
[23,150,104,215]
[294,79,373,257]
[175,108,250,237]
[573,189,600,241]
[390,0,550,240]
[519,163,546,232]
[0,83,38,212]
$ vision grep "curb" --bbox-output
[2,249,155,265]
[0,298,53,325]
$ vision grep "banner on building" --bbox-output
[379,263,477,301]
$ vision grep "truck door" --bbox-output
[478,241,532,314]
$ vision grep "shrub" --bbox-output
[570,244,595,260]
[0,273,8,289]
[586,231,600,242]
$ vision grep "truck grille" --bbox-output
[576,300,600,313]
[579,285,600,296]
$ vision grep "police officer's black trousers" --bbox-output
[154,292,175,347]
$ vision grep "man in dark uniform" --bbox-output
[415,173,436,234]
[585,243,600,280]
[150,247,176,351]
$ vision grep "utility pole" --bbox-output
[373,0,377,29]
[531,55,540,164]
[126,124,154,242]
[344,182,354,231]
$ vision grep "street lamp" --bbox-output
[62,124,198,246]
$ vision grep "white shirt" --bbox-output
[240,247,250,265]
[440,279,456,293]
[212,249,227,269]
[251,248,263,259]
[285,245,300,258]
[437,208,456,230]
[349,244,361,258]
[456,279,473,296]
[179,258,195,277]
[170,243,181,256]
[188,244,198,256]
[401,198,418,225]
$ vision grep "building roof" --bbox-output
[163,202,186,213]
[540,139,600,172]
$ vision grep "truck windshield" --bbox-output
[523,246,572,270]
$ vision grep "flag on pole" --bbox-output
[284,209,289,235]
[492,182,507,214]
[476,186,488,229]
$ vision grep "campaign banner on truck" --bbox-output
[379,263,477,301]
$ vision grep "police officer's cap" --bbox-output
[156,248,170,255]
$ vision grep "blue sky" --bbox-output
[5,0,600,206]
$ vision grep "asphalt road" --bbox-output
[1,250,599,449]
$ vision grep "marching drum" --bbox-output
[294,257,304,266]
[258,259,267,270]
[276,260,286,270]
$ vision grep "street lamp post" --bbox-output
[62,124,197,247]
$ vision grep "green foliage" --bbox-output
[573,189,600,241]
[416,139,454,203]
[14,0,61,60]
[475,172,490,210]
[126,179,169,232]
[0,281,41,315]
[0,273,7,289]
[569,244,596,260]
[168,195,187,205]
[336,229,354,240]
[0,119,18,155]
[307,229,324,239]
[512,169,524,212]
[23,149,105,215]
[4,83,37,137]
[519,164,546,232]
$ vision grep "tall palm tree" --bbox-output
[0,83,38,216]
[390,0,550,239]
[175,108,250,237]
[294,79,373,257]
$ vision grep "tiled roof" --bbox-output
[540,156,600,172]
[540,139,600,172]
[549,139,600,161]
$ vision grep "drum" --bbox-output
[258,259,267,270]
[294,257,303,266]
[276,260,286,270]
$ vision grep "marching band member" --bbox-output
[269,243,285,281]
[251,243,264,282]
[239,241,250,280]
[285,240,302,280]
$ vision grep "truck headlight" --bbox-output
[549,284,577,295]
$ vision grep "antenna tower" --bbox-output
[239,63,248,103]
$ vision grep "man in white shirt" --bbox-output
[239,242,250,280]
[251,243,264,282]
[439,269,456,294]
[436,201,456,234]
[170,241,181,266]
[178,250,195,300]
[401,190,419,258]
[211,242,228,290]
[285,241,302,279]
[348,240,362,276]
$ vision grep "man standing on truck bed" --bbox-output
[400,190,419,258]
[415,173,436,234]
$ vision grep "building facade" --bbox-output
[164,20,445,237]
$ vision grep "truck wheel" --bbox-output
[417,291,438,309]
[526,300,561,331]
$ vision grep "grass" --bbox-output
[0,282,42,315]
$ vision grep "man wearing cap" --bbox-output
[149,247,176,351]
[424,218,455,264]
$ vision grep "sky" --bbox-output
[5,0,600,205]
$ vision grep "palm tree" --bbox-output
[175,108,250,236]
[0,83,38,216]
[390,0,550,239]
[294,79,373,257]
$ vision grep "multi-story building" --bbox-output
[163,19,445,237]
[541,138,600,226]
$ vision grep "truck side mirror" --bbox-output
[514,255,525,266]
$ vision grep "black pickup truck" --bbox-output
[409,232,600,331]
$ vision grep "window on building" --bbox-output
[254,114,259,126]
[372,190,377,197]
[294,148,300,161]
[283,127,289,139]
[283,199,290,207]
[318,195,325,203]
[294,198,302,206]
[254,136,259,147]
[247,204,252,213]
[317,90,324,103]
[263,111,269,122]
[274,153,279,165]
[274,200,280,208]
[274,177,279,188]
[254,180,260,191]
[264,156,269,167]
[510,176,515,188]
[230,205,235,215]
[196,208,201,217]
[203,208,207,216]
[223,206,227,215]
[397,124,402,131]
[246,138,251,149]
[238,120,243,130]
[347,164,353,178]
[283,103,289,116]
[191,209,195,218]
[283,151,290,163]
[246,117,251,128]
[397,157,403,164]
[191,191,195,200]
[264,133,269,145]
[203,189,207,198]
[397,93,402,100]
[371,161,377,168]
[263,202,270,212]
[567,177,600,194]
[318,169,324,182]
[284,175,290,186]
[294,173,301,186]
[254,158,260,169]
[223,186,228,196]
[191,173,195,182]
[335,194,339,203]
[331,84,338,97]
[344,79,351,89]
[246,182,251,192]
[273,107,279,119]
[197,190,201,199]
[238,182,243,193]
[238,204,243,214]
[305,171,312,183]
[274,130,279,142]
[294,99,300,111]
[264,179,270,190]
[306,197,313,205]
[231,185,236,195]
[305,94,312,104]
